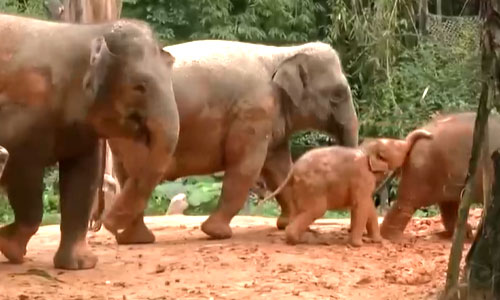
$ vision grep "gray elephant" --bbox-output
[0,14,179,269]
[95,40,359,244]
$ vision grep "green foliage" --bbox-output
[145,176,223,215]
[359,39,480,138]
[0,0,46,18]
[122,0,326,43]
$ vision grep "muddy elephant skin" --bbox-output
[263,129,432,247]
[380,112,500,241]
[0,14,179,269]
[101,40,359,244]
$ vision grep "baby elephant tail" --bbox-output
[260,168,294,202]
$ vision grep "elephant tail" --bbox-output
[260,167,294,202]
[404,129,433,158]
[405,129,433,148]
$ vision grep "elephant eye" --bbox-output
[133,83,147,94]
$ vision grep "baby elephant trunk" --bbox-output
[0,146,9,179]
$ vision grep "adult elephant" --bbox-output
[43,0,125,235]
[99,40,359,244]
[380,112,500,240]
[0,14,179,269]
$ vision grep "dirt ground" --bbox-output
[0,209,484,300]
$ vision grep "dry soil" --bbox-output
[0,209,483,300]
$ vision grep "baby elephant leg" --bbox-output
[285,196,326,245]
[366,200,382,243]
[350,196,378,247]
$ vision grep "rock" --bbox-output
[166,193,189,215]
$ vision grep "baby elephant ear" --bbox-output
[83,36,113,101]
[368,155,389,173]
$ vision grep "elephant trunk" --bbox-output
[103,85,180,233]
[333,85,359,147]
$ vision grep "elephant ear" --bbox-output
[272,53,309,107]
[368,155,389,173]
[83,36,114,101]
[161,49,176,69]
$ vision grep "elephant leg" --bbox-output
[366,200,382,243]
[201,123,269,239]
[116,212,155,244]
[54,144,99,270]
[110,159,155,245]
[380,200,417,241]
[0,160,44,264]
[285,197,326,245]
[261,146,293,230]
[438,201,473,239]
[349,197,374,247]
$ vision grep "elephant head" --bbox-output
[83,20,179,177]
[361,129,433,173]
[272,43,359,147]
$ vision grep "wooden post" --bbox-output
[419,0,428,35]
[436,0,442,21]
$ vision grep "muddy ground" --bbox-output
[0,210,483,300]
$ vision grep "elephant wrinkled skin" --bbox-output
[100,40,359,244]
[0,14,179,269]
[262,129,432,246]
[380,112,500,241]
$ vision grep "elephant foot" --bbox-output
[276,215,289,230]
[201,215,233,239]
[54,240,97,270]
[436,223,474,241]
[102,209,136,235]
[368,233,383,244]
[348,237,363,247]
[116,221,156,245]
[0,224,38,264]
[284,224,302,245]
[380,227,405,241]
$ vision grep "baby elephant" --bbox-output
[264,129,433,247]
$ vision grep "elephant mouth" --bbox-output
[124,112,151,147]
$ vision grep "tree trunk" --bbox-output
[419,0,428,34]
[442,0,500,299]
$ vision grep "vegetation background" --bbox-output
[0,0,482,224]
